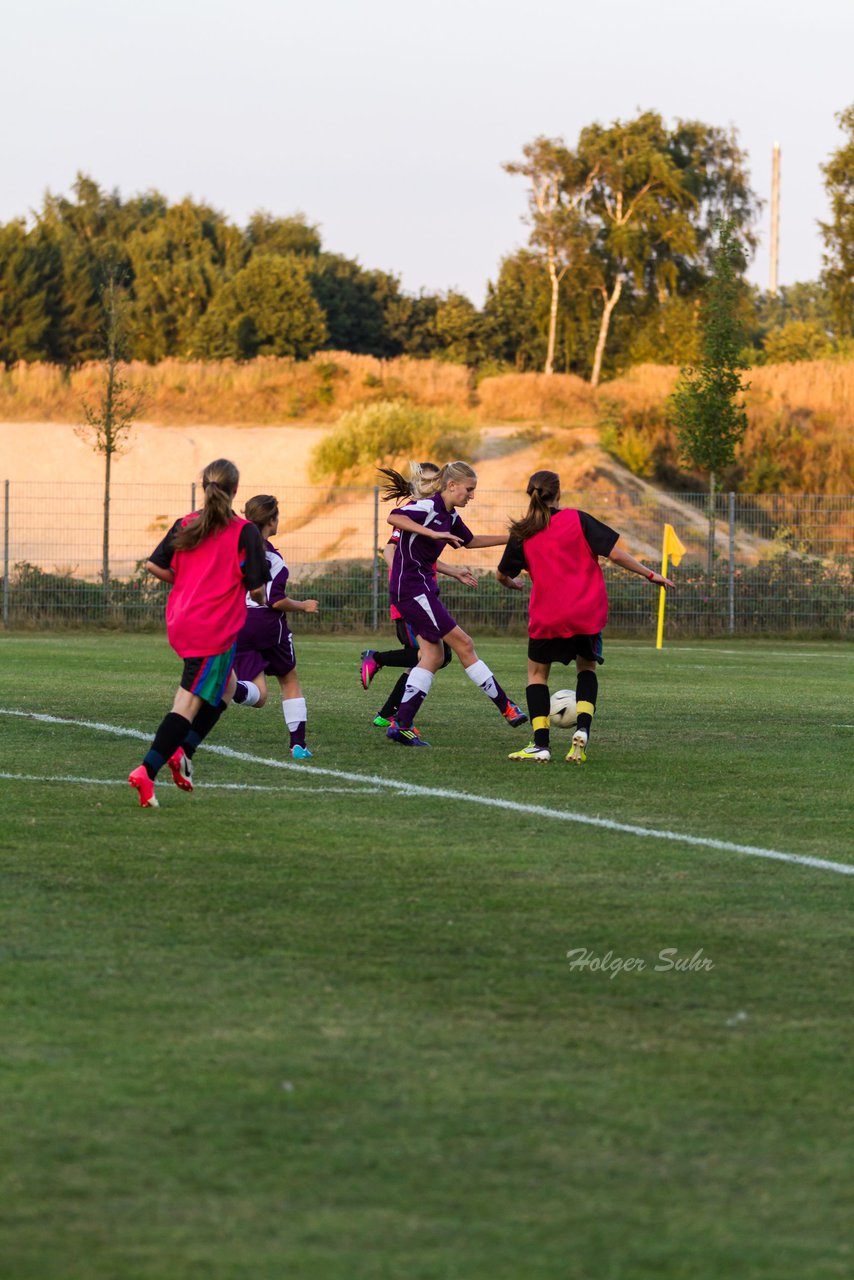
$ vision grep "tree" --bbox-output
[433,292,486,365]
[77,272,145,592]
[581,112,696,388]
[126,199,246,360]
[504,137,598,375]
[194,254,327,359]
[819,103,854,340]
[307,254,403,355]
[246,211,322,258]
[670,220,750,573]
[0,220,64,362]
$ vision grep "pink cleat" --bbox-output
[128,765,159,808]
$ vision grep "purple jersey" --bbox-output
[235,538,297,678]
[245,539,291,630]
[388,494,473,603]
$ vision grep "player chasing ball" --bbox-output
[384,461,527,747]
[360,463,477,726]
[497,470,674,764]
[231,494,318,760]
[128,458,269,807]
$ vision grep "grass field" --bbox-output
[1,633,852,1279]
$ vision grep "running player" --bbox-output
[360,464,476,726]
[129,458,269,806]
[231,494,318,760]
[496,470,674,764]
[385,460,527,747]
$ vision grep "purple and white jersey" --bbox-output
[246,539,291,626]
[388,493,473,603]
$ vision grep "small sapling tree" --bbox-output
[670,219,749,574]
[78,270,145,595]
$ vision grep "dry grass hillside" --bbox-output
[2,355,851,497]
[2,357,852,576]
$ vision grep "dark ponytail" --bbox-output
[508,470,561,542]
[174,458,239,551]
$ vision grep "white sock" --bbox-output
[402,667,434,701]
[236,680,261,707]
[282,697,307,732]
[464,658,498,699]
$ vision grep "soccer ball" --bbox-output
[549,689,577,729]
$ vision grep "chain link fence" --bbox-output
[2,480,853,637]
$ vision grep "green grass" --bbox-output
[1,633,852,1279]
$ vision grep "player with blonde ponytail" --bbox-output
[128,459,269,806]
[384,460,526,747]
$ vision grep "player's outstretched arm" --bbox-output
[496,570,525,592]
[608,544,675,589]
[466,534,509,549]
[387,511,464,546]
[145,560,175,584]
[437,561,478,588]
[273,596,319,614]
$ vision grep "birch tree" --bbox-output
[504,137,597,375]
[581,112,695,388]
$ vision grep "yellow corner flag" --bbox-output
[664,524,687,568]
[656,524,686,649]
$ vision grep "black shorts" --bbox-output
[527,633,604,666]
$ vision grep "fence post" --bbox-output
[2,480,8,629]
[371,485,379,632]
[728,492,735,636]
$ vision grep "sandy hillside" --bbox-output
[1,421,757,575]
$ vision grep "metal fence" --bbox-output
[2,480,853,637]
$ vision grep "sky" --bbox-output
[3,0,852,305]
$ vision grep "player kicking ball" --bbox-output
[385,461,527,746]
[497,470,674,764]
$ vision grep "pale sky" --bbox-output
[4,0,852,304]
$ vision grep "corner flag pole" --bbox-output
[655,537,669,650]
[656,524,686,650]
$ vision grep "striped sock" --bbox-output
[527,684,551,748]
[575,670,598,737]
[464,659,509,713]
[396,667,433,728]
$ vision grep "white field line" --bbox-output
[0,772,382,796]
[624,646,854,659]
[2,707,853,878]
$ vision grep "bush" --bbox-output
[310,399,480,483]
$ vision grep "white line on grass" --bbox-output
[2,707,852,878]
[0,771,383,796]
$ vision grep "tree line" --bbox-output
[1,106,852,380]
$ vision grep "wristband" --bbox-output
[647,570,656,581]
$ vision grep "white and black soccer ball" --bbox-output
[549,689,577,730]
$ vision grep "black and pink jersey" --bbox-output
[389,494,473,603]
[498,509,619,639]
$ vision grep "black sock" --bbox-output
[183,699,227,758]
[380,671,410,719]
[143,712,192,780]
[575,670,598,737]
[527,683,551,748]
[376,646,419,669]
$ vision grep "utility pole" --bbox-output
[769,141,781,295]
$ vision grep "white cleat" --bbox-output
[566,729,588,765]
[509,742,551,763]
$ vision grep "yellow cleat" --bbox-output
[565,729,588,765]
[509,742,551,763]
